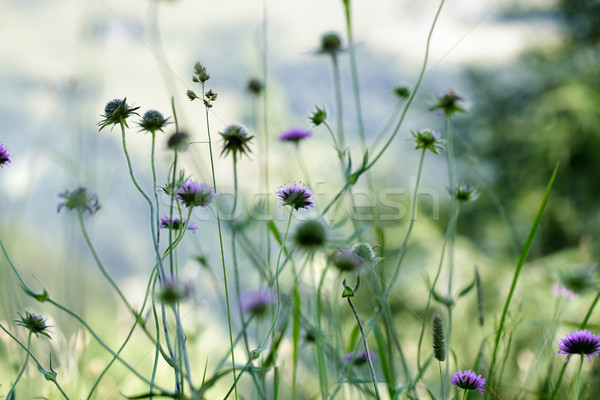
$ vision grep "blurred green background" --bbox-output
[1,0,600,398]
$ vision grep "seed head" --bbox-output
[139,110,170,134]
[450,184,479,203]
[247,78,263,96]
[432,313,446,362]
[98,98,140,131]
[15,311,52,338]
[193,62,210,83]
[411,129,444,154]
[167,132,189,152]
[430,89,466,117]
[319,32,343,56]
[220,124,253,159]
[294,219,327,251]
[309,106,327,126]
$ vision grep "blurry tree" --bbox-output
[457,0,600,257]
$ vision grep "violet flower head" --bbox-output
[279,128,312,147]
[450,369,486,395]
[0,142,10,167]
[240,289,273,316]
[57,187,100,215]
[551,282,579,300]
[159,215,197,232]
[558,330,600,362]
[276,182,314,211]
[344,350,377,366]
[176,181,215,209]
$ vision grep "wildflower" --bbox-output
[558,330,600,362]
[57,187,101,215]
[220,124,253,159]
[450,184,479,203]
[280,128,312,147]
[412,129,444,154]
[344,350,377,366]
[159,215,197,232]
[319,32,343,56]
[192,62,210,83]
[158,279,192,304]
[175,181,215,209]
[430,89,465,117]
[432,313,446,362]
[276,182,314,211]
[294,219,327,251]
[351,243,382,269]
[558,263,598,295]
[0,142,10,167]
[247,78,263,96]
[167,132,189,152]
[98,98,140,131]
[138,110,169,134]
[551,282,579,300]
[240,289,273,316]
[392,86,411,99]
[450,369,486,395]
[15,311,51,338]
[309,106,327,126]
[331,249,363,272]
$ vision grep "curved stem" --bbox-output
[573,355,584,400]
[347,295,381,400]
[7,332,32,397]
[200,83,238,397]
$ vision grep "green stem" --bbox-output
[7,332,32,397]
[346,295,380,400]
[366,0,445,170]
[260,208,294,348]
[330,54,345,151]
[0,323,70,399]
[573,355,584,400]
[316,265,330,399]
[201,83,238,397]
[489,164,559,386]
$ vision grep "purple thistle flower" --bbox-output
[276,182,314,211]
[57,187,100,215]
[558,330,600,362]
[344,350,377,366]
[159,215,197,232]
[450,370,486,395]
[0,142,10,167]
[175,181,215,209]
[279,128,312,147]
[240,289,273,316]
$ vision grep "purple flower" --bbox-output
[240,289,273,316]
[159,215,197,232]
[344,350,377,366]
[0,142,10,167]
[558,330,600,362]
[57,187,100,215]
[276,182,314,211]
[279,128,312,146]
[551,282,579,300]
[176,181,215,208]
[450,370,486,395]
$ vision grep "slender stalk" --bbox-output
[200,83,238,396]
[346,296,380,400]
[0,323,70,399]
[7,332,32,397]
[259,208,294,348]
[330,54,345,151]
[488,164,559,385]
[316,265,330,399]
[573,355,584,400]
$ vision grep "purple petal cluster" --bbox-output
[240,289,273,316]
[176,181,215,209]
[276,182,314,211]
[558,330,600,362]
[159,215,197,232]
[279,128,312,146]
[0,142,10,167]
[450,369,486,395]
[344,350,377,366]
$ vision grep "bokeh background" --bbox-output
[1,0,600,398]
